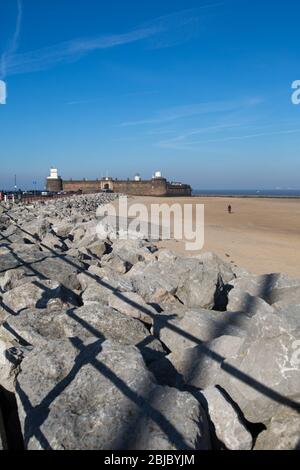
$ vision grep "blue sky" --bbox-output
[0,0,300,190]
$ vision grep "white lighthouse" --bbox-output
[153,170,162,179]
[48,168,60,180]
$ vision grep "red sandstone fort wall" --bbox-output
[166,184,192,197]
[63,180,102,192]
[113,179,168,196]
[46,177,192,197]
[61,179,169,196]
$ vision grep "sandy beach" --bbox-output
[122,196,300,277]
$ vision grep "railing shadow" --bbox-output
[0,210,299,450]
[14,334,194,450]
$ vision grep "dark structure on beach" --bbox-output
[46,169,192,197]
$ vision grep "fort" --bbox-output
[46,168,192,197]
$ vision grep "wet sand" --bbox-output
[122,196,300,277]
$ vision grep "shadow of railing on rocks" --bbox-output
[1,212,299,450]
[32,280,82,309]
[70,337,194,450]
[0,222,194,448]
[256,273,283,305]
[0,297,19,317]
[3,214,300,413]
[15,338,105,450]
[181,273,287,395]
[14,334,193,450]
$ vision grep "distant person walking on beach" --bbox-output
[228,204,232,214]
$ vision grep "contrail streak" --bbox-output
[5,3,224,76]
[0,0,23,79]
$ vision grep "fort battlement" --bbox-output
[46,169,192,197]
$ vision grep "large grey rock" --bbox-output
[21,218,52,240]
[70,226,85,244]
[155,249,177,263]
[169,335,245,390]
[0,337,24,391]
[273,304,300,335]
[1,223,20,238]
[52,222,74,239]
[79,265,133,305]
[147,287,186,315]
[40,233,67,252]
[0,306,9,325]
[196,252,235,284]
[227,288,275,317]
[125,260,176,300]
[153,309,248,357]
[10,241,38,251]
[69,304,165,364]
[16,339,208,450]
[86,240,108,259]
[218,332,300,424]
[255,409,300,450]
[151,339,240,389]
[0,248,47,273]
[1,251,84,292]
[0,303,165,365]
[127,255,226,309]
[230,273,300,304]
[129,386,211,450]
[0,267,29,292]
[30,256,84,291]
[147,355,183,388]
[245,309,300,340]
[269,286,300,307]
[109,239,156,266]
[1,280,80,314]
[232,266,251,278]
[15,339,152,449]
[81,284,111,306]
[73,221,98,249]
[108,291,158,325]
[201,386,253,450]
[176,268,223,310]
[66,247,93,264]
[101,253,132,274]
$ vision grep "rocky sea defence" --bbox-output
[0,194,299,450]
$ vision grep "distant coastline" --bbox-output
[192,189,300,199]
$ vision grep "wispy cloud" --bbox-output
[0,0,23,79]
[123,90,159,98]
[67,99,94,106]
[158,122,242,148]
[192,128,300,144]
[121,98,262,127]
[7,27,160,76]
[5,3,224,76]
[143,2,224,49]
[158,125,300,150]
